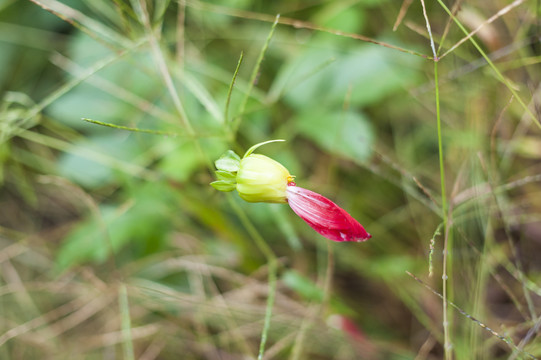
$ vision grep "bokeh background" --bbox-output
[1,0,540,359]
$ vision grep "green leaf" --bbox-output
[57,133,143,188]
[215,150,241,172]
[294,109,374,163]
[210,180,236,192]
[159,140,201,182]
[56,183,173,271]
[215,170,236,181]
[278,44,421,110]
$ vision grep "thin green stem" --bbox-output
[224,52,244,124]
[137,0,194,135]
[230,14,280,138]
[135,0,213,171]
[435,61,447,234]
[82,118,222,139]
[435,61,452,360]
[82,118,178,136]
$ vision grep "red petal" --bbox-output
[286,186,371,242]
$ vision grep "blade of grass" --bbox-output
[111,0,137,29]
[393,0,413,31]
[511,315,541,360]
[230,14,280,139]
[224,52,244,125]
[29,0,132,49]
[81,0,120,27]
[17,129,159,181]
[82,118,179,136]
[51,54,178,124]
[187,61,268,105]
[437,0,464,55]
[134,0,193,135]
[440,0,526,59]
[1,41,145,144]
[436,0,540,130]
[186,0,431,59]
[49,52,180,126]
[407,272,538,360]
[82,118,222,139]
[176,70,223,124]
[134,0,215,172]
[434,60,452,359]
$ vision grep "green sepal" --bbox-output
[215,150,241,172]
[210,180,236,192]
[215,170,236,181]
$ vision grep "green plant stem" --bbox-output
[227,194,277,360]
[224,52,244,124]
[434,60,452,360]
[82,118,179,136]
[230,14,280,139]
[135,0,213,171]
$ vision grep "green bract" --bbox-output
[210,140,293,203]
[215,150,241,172]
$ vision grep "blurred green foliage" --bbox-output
[1,0,540,359]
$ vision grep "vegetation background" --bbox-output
[0,0,540,359]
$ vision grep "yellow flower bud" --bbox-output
[236,154,293,203]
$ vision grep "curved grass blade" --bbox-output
[407,271,538,360]
[224,52,244,125]
[230,14,280,137]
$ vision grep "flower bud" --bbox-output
[286,185,371,242]
[210,140,371,242]
[236,154,293,203]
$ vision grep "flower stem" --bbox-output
[435,60,452,360]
